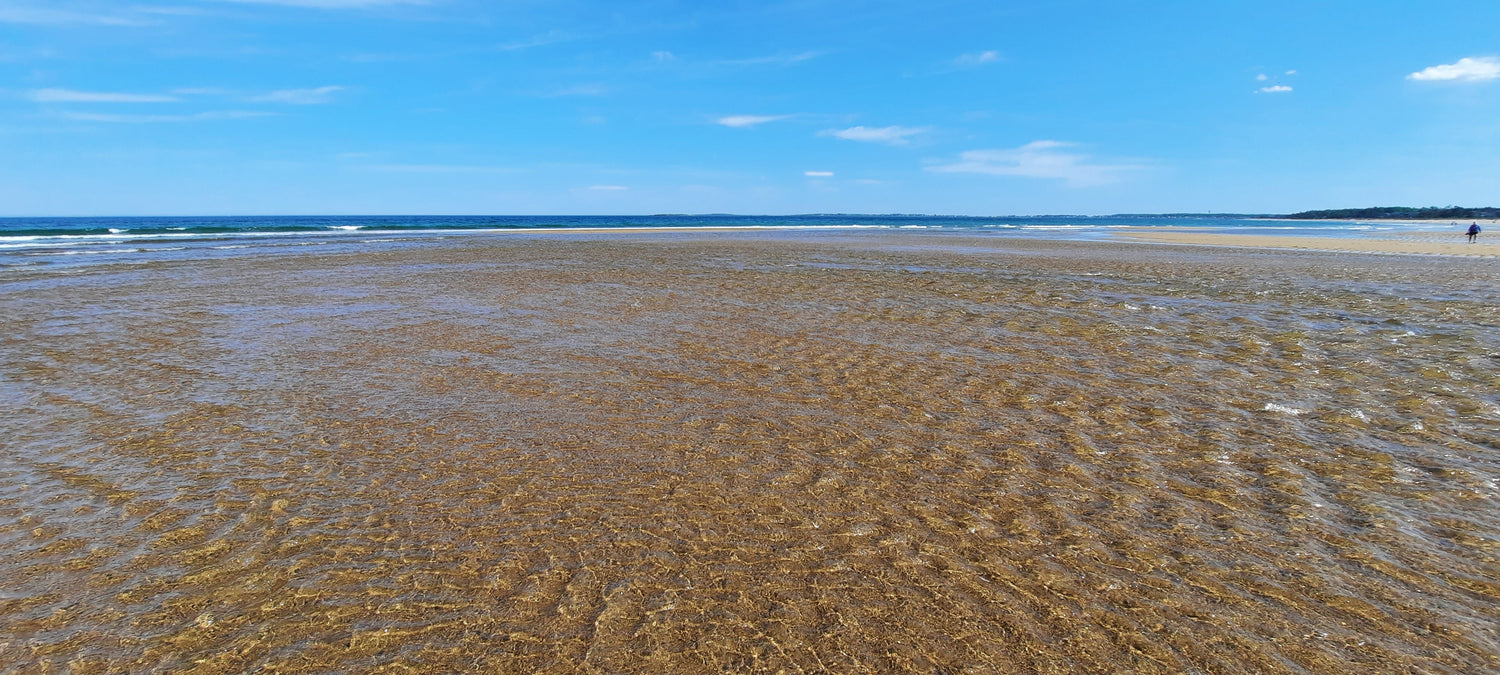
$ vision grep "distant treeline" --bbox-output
[1285,206,1500,220]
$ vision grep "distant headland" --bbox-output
[1283,206,1499,220]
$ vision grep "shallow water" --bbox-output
[2,233,1497,673]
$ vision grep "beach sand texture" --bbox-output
[2,234,1498,673]
[1120,227,1500,257]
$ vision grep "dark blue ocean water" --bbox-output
[0,214,1459,270]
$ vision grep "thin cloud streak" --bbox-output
[953,50,999,66]
[29,88,178,103]
[0,6,153,26]
[540,84,610,97]
[717,114,793,128]
[926,141,1140,187]
[709,51,822,67]
[60,110,276,123]
[496,30,572,52]
[200,0,428,8]
[250,86,346,104]
[821,125,929,146]
[360,164,520,173]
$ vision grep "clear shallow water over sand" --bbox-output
[2,232,1498,672]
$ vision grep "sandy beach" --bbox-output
[3,232,1498,673]
[1119,227,1500,257]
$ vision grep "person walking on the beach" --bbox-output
[1467,222,1481,243]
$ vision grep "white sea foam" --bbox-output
[1263,402,1306,416]
[48,248,144,256]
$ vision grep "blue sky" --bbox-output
[2,0,1497,216]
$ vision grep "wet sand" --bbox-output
[2,232,1498,673]
[1119,228,1500,257]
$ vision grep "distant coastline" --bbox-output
[1283,206,1499,220]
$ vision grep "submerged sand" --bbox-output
[2,233,1498,673]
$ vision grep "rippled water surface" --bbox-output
[2,233,1497,673]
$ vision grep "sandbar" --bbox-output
[1118,226,1500,256]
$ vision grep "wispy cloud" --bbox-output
[200,0,428,8]
[60,110,275,123]
[717,114,793,128]
[926,141,1139,187]
[250,85,345,104]
[541,83,610,97]
[804,171,834,177]
[171,87,235,96]
[954,50,1000,66]
[28,88,178,103]
[360,164,519,173]
[821,125,929,146]
[497,30,571,52]
[1257,85,1292,93]
[586,185,628,191]
[0,5,153,26]
[710,51,822,67]
[1408,56,1500,82]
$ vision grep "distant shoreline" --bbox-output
[1282,207,1499,220]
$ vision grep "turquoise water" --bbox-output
[0,214,1465,269]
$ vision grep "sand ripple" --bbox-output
[2,234,1498,672]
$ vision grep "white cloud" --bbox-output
[717,114,792,128]
[926,140,1139,187]
[251,85,345,104]
[1256,73,1268,81]
[60,110,274,123]
[1257,85,1292,93]
[1408,56,1500,82]
[821,125,929,146]
[28,88,177,103]
[954,50,1000,66]
[804,171,834,177]
[652,51,675,62]
[1285,69,1297,75]
[587,185,628,191]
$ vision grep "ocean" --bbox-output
[0,214,1469,270]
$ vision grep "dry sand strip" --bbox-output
[1117,228,1500,257]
